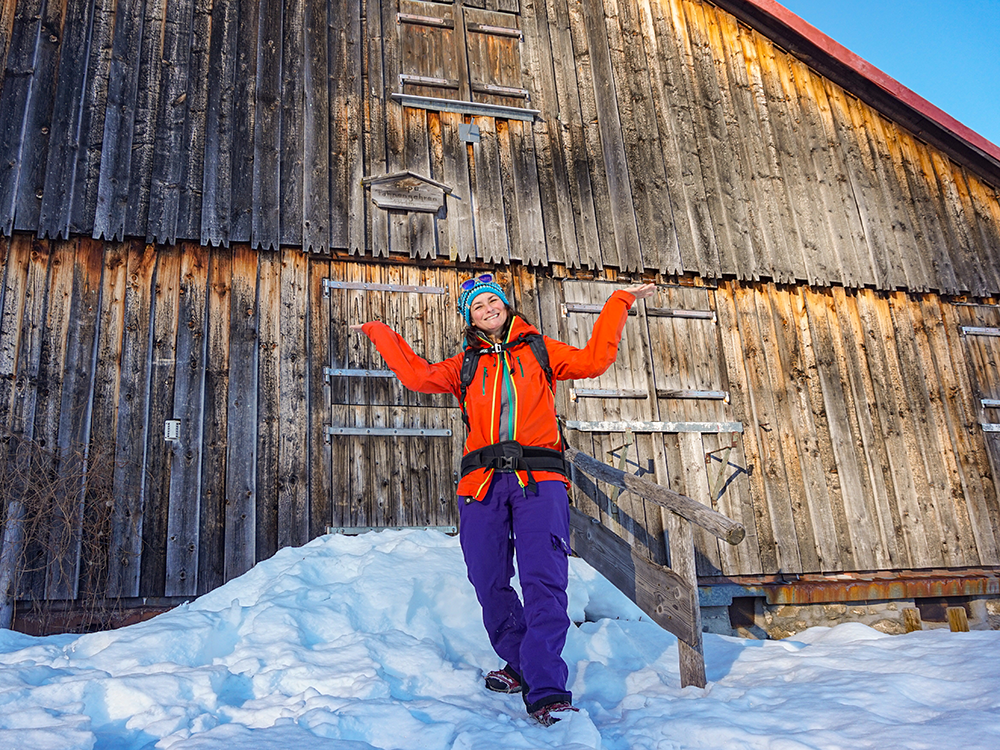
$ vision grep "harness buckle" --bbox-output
[490,341,504,354]
[496,455,517,471]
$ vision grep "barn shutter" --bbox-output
[397,0,530,112]
[551,279,753,579]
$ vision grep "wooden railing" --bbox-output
[564,446,746,689]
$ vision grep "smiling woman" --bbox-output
[350,273,654,726]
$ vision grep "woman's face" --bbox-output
[469,293,508,338]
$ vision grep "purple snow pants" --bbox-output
[459,472,573,712]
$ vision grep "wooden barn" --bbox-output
[1,0,999,638]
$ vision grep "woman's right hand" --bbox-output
[349,323,367,333]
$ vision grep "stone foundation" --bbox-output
[700,595,1000,639]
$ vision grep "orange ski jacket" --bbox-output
[358,289,637,501]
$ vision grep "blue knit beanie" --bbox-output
[458,276,510,325]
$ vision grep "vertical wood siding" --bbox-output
[0,0,998,295]
[1,240,1000,602]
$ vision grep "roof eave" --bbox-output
[713,0,1000,187]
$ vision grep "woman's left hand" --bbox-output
[622,282,656,300]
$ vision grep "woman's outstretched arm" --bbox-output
[350,322,462,397]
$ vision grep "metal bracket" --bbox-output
[324,368,396,381]
[561,302,637,317]
[982,424,1000,433]
[657,389,729,401]
[325,426,452,439]
[570,388,647,401]
[323,279,447,297]
[565,420,743,434]
[961,326,1000,337]
[982,399,1000,409]
[646,307,717,322]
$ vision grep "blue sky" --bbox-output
[776,0,1000,148]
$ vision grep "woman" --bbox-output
[351,274,655,725]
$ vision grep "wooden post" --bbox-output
[664,520,707,688]
[0,500,26,629]
[902,607,922,633]
[947,606,970,632]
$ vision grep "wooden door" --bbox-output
[325,263,464,531]
[958,303,1000,509]
[540,278,757,575]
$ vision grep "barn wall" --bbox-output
[0,0,999,294]
[1,236,999,610]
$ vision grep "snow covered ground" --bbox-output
[0,529,998,750]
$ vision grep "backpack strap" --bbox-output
[457,329,555,432]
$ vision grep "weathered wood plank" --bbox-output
[123,0,168,238]
[147,0,198,244]
[0,0,44,233]
[175,0,212,241]
[68,0,115,234]
[139,246,182,596]
[732,284,799,572]
[224,247,259,579]
[302,0,329,252]
[803,287,874,570]
[79,242,125,601]
[200,0,238,246]
[255,250,281,560]
[579,0,641,272]
[518,0,573,267]
[769,285,843,571]
[679,0,755,278]
[279,0,305,247]
[364,0,388,257]
[437,113,475,262]
[251,0,283,250]
[278,248,309,546]
[601,0,673,272]
[33,241,77,600]
[403,107,435,259]
[108,242,157,597]
[164,243,208,596]
[307,256,333,538]
[564,0,615,269]
[38,0,95,238]
[710,283,763,575]
[700,8,764,278]
[229,0,261,242]
[197,246,231,594]
[471,116,509,263]
[92,0,144,241]
[928,298,998,565]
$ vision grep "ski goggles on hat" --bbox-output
[457,273,509,324]
[460,273,494,291]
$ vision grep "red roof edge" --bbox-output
[713,0,1000,181]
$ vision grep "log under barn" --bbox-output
[0,0,999,636]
